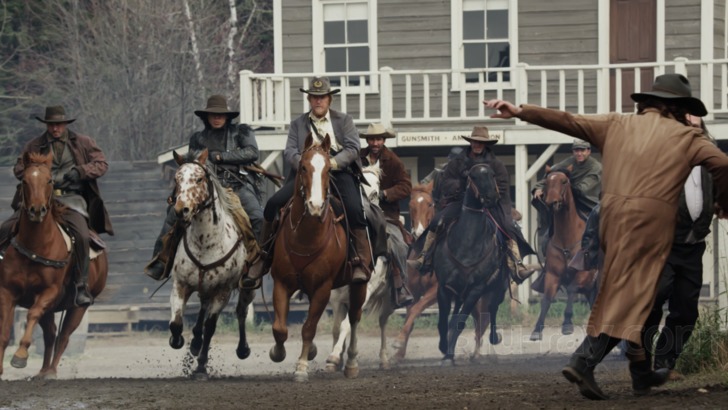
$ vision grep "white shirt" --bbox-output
[684,166,703,222]
[309,111,340,152]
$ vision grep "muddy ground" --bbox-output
[1,324,726,409]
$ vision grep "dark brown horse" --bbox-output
[394,180,496,362]
[0,152,108,379]
[268,134,367,382]
[530,167,598,341]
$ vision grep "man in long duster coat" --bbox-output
[485,73,728,400]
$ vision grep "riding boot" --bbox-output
[508,241,539,285]
[391,264,414,308]
[74,240,93,307]
[350,228,373,284]
[630,359,670,396]
[406,230,437,273]
[561,334,618,400]
[144,207,178,280]
[241,219,276,290]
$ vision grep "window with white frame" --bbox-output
[452,0,516,88]
[313,1,378,90]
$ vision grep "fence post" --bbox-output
[239,70,254,124]
[380,66,393,126]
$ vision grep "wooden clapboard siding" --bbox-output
[665,0,700,62]
[281,0,313,74]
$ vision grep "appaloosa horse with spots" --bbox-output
[167,149,254,378]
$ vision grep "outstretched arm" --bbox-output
[483,99,522,119]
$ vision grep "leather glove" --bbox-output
[208,151,223,164]
[379,190,386,203]
[329,158,338,170]
[62,168,81,184]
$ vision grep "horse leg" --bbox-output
[470,297,488,362]
[295,284,332,382]
[325,288,349,372]
[447,284,484,365]
[193,296,228,378]
[169,281,192,350]
[562,284,576,335]
[43,306,88,379]
[531,272,558,341]
[12,288,58,369]
[35,311,57,378]
[235,288,255,360]
[270,280,292,363]
[436,286,453,360]
[378,299,394,370]
[190,303,208,357]
[344,282,367,379]
[0,290,16,378]
[394,282,436,361]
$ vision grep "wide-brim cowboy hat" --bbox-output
[36,105,76,124]
[463,126,498,144]
[630,73,708,117]
[194,94,240,119]
[300,76,341,96]
[360,123,396,139]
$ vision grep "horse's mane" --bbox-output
[27,152,51,165]
[362,163,383,179]
[548,166,572,180]
[181,150,236,217]
[412,183,433,194]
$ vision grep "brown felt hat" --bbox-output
[300,76,340,96]
[630,74,707,117]
[36,106,75,124]
[194,95,240,119]
[462,126,498,144]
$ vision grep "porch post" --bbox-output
[239,70,254,124]
[514,144,531,303]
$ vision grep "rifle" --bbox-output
[243,163,285,188]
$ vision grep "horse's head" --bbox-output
[543,164,573,212]
[297,133,332,217]
[20,152,54,223]
[409,180,434,239]
[463,163,499,209]
[361,161,382,206]
[173,149,214,222]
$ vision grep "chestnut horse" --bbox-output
[530,167,598,341]
[167,150,255,378]
[269,134,367,382]
[434,163,507,365]
[0,152,108,379]
[409,180,434,240]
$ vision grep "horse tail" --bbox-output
[361,256,389,317]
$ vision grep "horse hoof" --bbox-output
[529,332,542,341]
[236,343,251,360]
[344,365,359,379]
[190,337,202,356]
[391,339,403,350]
[10,355,27,369]
[440,357,455,367]
[379,361,391,370]
[33,371,57,380]
[269,345,286,363]
[192,370,209,381]
[293,370,309,383]
[169,335,185,350]
[562,324,574,335]
[307,343,318,361]
[490,332,503,345]
[324,362,339,373]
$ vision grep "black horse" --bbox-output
[433,163,508,364]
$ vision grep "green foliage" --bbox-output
[676,304,728,375]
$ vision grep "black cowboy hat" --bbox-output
[630,74,708,117]
[462,126,498,144]
[300,76,341,96]
[359,123,396,139]
[35,106,76,124]
[194,95,240,119]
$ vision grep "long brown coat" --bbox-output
[519,105,728,344]
[12,131,114,235]
[361,146,412,222]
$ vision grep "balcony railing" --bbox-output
[239,57,728,128]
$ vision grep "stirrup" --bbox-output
[239,276,262,290]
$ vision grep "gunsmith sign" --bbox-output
[396,130,504,147]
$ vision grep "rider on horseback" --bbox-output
[360,123,415,307]
[145,95,264,281]
[0,106,113,307]
[531,140,601,258]
[407,126,538,285]
[242,76,380,289]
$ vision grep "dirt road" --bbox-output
[1,325,726,409]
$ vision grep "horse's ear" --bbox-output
[545,164,552,174]
[173,150,184,166]
[322,134,332,153]
[198,148,209,165]
[425,179,434,192]
[22,151,31,167]
[304,133,315,150]
[41,151,53,168]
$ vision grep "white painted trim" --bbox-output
[657,0,665,64]
[274,0,282,73]
[450,0,518,90]
[701,0,715,120]
[311,0,379,93]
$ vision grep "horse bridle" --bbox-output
[462,164,498,213]
[177,161,218,225]
[547,171,570,209]
[294,145,332,223]
[19,164,53,215]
